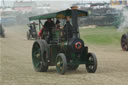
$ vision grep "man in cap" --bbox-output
[44,18,55,43]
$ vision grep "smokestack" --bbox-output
[71,6,79,38]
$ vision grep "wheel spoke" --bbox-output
[90,65,94,70]
[33,44,42,68]
[57,58,63,71]
[88,56,94,65]
[35,62,40,67]
[59,66,63,71]
[125,45,128,49]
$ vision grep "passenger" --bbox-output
[56,19,60,30]
[38,25,44,38]
[44,18,55,42]
[63,16,73,40]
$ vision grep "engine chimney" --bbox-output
[71,6,79,38]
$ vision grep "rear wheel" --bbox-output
[56,53,67,75]
[32,40,48,72]
[86,53,97,73]
[121,34,128,51]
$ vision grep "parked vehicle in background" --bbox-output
[0,23,5,38]
[27,22,38,40]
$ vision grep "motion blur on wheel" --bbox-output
[121,33,128,51]
[31,6,97,75]
[0,24,5,38]
[27,22,38,40]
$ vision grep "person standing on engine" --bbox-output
[63,16,73,40]
[44,18,55,42]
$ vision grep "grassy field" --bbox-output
[80,26,125,46]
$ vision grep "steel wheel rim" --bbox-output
[88,56,94,70]
[121,35,128,51]
[32,43,42,68]
[56,56,64,73]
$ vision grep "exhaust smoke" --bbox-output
[118,8,128,32]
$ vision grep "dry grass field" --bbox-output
[0,25,128,85]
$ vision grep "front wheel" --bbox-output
[56,53,67,75]
[86,53,97,73]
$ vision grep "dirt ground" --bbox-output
[0,25,128,85]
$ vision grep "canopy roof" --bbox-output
[29,9,88,21]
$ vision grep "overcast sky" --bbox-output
[0,0,111,8]
[0,0,111,4]
[1,0,110,1]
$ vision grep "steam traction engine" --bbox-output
[30,7,97,75]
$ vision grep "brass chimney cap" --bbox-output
[71,6,78,10]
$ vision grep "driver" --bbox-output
[44,18,55,42]
[63,16,73,40]
[29,21,38,34]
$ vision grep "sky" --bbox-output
[1,0,110,1]
[0,0,111,9]
[0,0,111,5]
